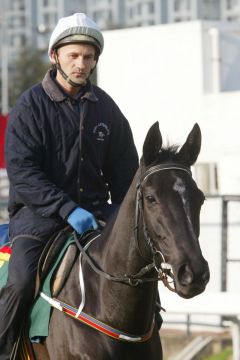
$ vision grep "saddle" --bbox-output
[36,227,78,297]
[36,226,101,296]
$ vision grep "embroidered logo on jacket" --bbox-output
[93,123,110,141]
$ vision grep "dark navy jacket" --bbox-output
[5,70,139,239]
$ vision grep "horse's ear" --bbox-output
[178,123,201,166]
[142,122,162,166]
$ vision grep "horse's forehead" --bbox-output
[146,169,189,189]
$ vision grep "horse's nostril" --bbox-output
[178,264,193,286]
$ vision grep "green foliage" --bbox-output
[204,346,232,360]
[9,47,49,107]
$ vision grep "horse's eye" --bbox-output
[145,194,156,204]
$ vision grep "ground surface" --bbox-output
[160,328,232,360]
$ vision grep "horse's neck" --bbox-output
[105,173,142,273]
[108,169,152,266]
[88,172,158,333]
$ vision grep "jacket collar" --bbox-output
[42,69,98,103]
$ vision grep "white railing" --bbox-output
[161,291,240,360]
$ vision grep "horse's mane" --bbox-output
[140,144,182,168]
[156,144,180,163]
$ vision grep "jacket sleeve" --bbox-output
[103,103,139,204]
[5,104,77,220]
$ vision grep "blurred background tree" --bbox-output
[9,47,49,108]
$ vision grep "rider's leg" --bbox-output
[0,236,47,360]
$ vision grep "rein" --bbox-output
[74,163,192,288]
[40,162,192,342]
[73,232,161,287]
[41,235,156,343]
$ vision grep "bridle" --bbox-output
[133,162,192,290]
[135,164,192,261]
[74,162,192,290]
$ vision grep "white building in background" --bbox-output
[97,21,240,297]
[98,20,240,196]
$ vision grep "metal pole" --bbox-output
[221,198,228,292]
[231,321,240,360]
[1,44,9,115]
[1,0,8,115]
[208,27,221,93]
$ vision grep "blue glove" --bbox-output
[67,207,98,234]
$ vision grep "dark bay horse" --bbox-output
[33,122,210,360]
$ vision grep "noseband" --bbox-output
[74,162,192,288]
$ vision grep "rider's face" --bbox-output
[52,43,97,90]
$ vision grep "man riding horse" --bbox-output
[0,13,138,359]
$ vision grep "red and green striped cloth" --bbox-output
[0,245,12,288]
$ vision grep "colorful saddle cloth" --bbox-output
[0,244,11,288]
[0,223,11,289]
[0,223,9,247]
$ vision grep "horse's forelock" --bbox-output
[155,145,180,163]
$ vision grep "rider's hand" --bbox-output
[67,207,98,234]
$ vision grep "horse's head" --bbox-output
[138,122,210,298]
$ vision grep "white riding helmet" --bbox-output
[48,13,104,60]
